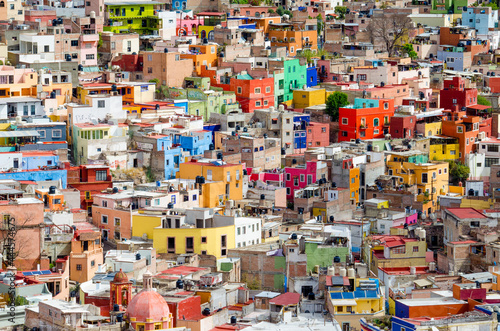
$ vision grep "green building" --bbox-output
[273,69,285,105]
[430,0,468,14]
[104,1,162,35]
[284,58,307,103]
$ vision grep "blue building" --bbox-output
[152,135,183,180]
[22,152,60,171]
[306,65,317,87]
[0,169,67,188]
[172,1,186,10]
[437,46,466,71]
[16,122,67,143]
[173,131,212,156]
[293,114,310,150]
[462,7,498,35]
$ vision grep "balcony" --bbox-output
[360,124,368,130]
[383,122,390,127]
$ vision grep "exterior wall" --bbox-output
[142,51,193,87]
[69,236,103,283]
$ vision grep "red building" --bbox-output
[111,54,143,72]
[390,115,416,139]
[306,122,330,147]
[200,66,274,113]
[24,9,57,27]
[338,98,395,142]
[165,292,203,327]
[67,164,112,214]
[439,76,477,111]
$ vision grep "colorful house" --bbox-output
[104,1,162,35]
[180,44,218,76]
[284,160,328,202]
[338,98,395,142]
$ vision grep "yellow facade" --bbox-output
[178,162,243,207]
[350,168,360,204]
[329,278,384,314]
[430,143,459,161]
[422,122,442,137]
[293,88,326,108]
[132,213,162,239]
[153,225,235,259]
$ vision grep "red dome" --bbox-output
[113,269,128,283]
[126,290,170,322]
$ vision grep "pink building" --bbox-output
[284,160,328,201]
[306,122,330,148]
[177,17,204,36]
[249,169,284,185]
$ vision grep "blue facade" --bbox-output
[17,123,67,143]
[175,131,212,156]
[306,66,317,87]
[172,100,189,114]
[172,0,186,10]
[462,8,498,35]
[294,131,306,149]
[437,50,465,71]
[0,169,67,188]
[394,301,410,318]
[203,124,220,143]
[391,317,417,331]
[22,154,60,170]
[164,146,183,179]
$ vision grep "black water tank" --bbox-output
[113,304,119,312]
[356,139,361,144]
[243,127,248,132]
[195,176,201,183]
[116,314,123,322]
[78,64,83,71]
[52,19,57,26]
[330,215,334,222]
[135,253,141,260]
[332,182,337,188]
[113,187,119,193]
[111,84,117,92]
[203,38,208,44]
[199,176,205,184]
[65,54,71,61]
[203,308,211,316]
[164,48,169,53]
[176,279,184,289]
[168,202,174,209]
[209,144,215,150]
[57,17,63,24]
[260,194,265,200]
[380,82,385,87]
[367,144,372,152]
[49,186,56,194]
[263,133,268,139]
[155,104,160,110]
[291,233,298,240]
[308,292,315,300]
[230,316,237,324]
[321,55,325,60]
[50,91,56,99]
[281,148,286,155]
[217,152,223,160]
[292,159,297,165]
[236,125,240,131]
[333,256,341,263]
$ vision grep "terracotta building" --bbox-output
[142,51,194,87]
[69,223,103,283]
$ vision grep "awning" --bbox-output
[330,299,357,306]
[467,104,491,110]
[0,130,39,138]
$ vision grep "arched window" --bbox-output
[201,30,206,39]
[0,2,5,7]
[373,118,379,127]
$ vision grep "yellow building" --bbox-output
[293,88,326,108]
[350,167,360,204]
[178,161,243,207]
[429,136,459,161]
[386,151,449,213]
[419,122,442,137]
[76,82,156,104]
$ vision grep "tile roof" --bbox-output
[447,208,486,219]
[269,292,300,306]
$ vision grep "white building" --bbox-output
[158,11,177,40]
[235,217,262,248]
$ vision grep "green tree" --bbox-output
[276,6,284,16]
[334,6,347,19]
[316,14,324,34]
[149,78,160,86]
[401,43,418,59]
[268,8,275,13]
[448,161,470,185]
[326,91,349,121]
[477,95,491,106]
[283,9,293,18]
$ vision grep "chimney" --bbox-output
[37,264,40,272]
[96,281,101,290]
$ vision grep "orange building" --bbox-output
[250,16,281,34]
[180,44,218,76]
[268,23,318,57]
[441,106,480,162]
[35,187,65,211]
[69,223,103,283]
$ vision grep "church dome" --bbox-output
[113,269,128,283]
[126,289,170,322]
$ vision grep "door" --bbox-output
[102,229,108,241]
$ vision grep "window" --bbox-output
[413,246,419,252]
[148,67,153,73]
[31,105,35,115]
[384,102,389,110]
[358,74,367,81]
[237,227,241,235]
[286,173,291,181]
[256,101,261,107]
[457,126,463,133]
[307,174,313,185]
[221,235,227,256]
[167,237,175,253]
[392,246,406,254]
[102,215,108,224]
[266,86,271,93]
[91,260,95,267]
[300,174,305,182]
[86,54,95,60]
[254,87,261,94]
[342,118,348,125]
[201,236,207,243]
[96,170,107,181]
[98,100,105,108]
[102,200,107,207]
[114,218,120,226]
[71,40,78,47]
[111,42,116,50]
[373,118,379,126]
[186,237,194,253]
[421,173,428,183]
[237,87,242,94]
[76,264,82,271]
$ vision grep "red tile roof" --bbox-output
[161,266,206,276]
[447,208,486,219]
[269,292,300,306]
[448,240,479,245]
